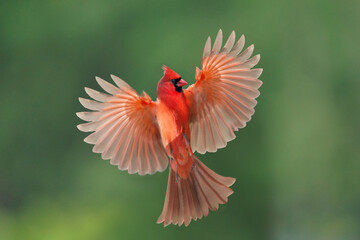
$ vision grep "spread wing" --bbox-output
[184,30,263,154]
[77,75,168,175]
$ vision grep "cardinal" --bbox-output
[77,30,262,226]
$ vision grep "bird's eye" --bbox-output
[171,77,183,93]
[171,78,181,85]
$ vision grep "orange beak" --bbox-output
[177,79,187,87]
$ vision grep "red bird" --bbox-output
[77,30,262,226]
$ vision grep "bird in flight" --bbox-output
[77,29,262,227]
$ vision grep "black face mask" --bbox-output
[171,78,183,93]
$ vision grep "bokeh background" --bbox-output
[1,0,359,239]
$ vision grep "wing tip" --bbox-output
[212,29,224,53]
[239,34,245,46]
[94,76,102,82]
[76,123,85,132]
[110,74,131,89]
[78,97,92,107]
[258,79,263,88]
[83,136,93,144]
[84,87,93,95]
[110,74,118,81]
[75,112,84,119]
[78,97,86,105]
[203,36,212,60]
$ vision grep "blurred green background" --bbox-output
[1,0,359,239]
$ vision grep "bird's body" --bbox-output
[157,68,193,179]
[77,30,263,226]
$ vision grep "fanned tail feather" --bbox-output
[157,156,235,227]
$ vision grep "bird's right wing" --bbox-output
[184,30,263,154]
[77,75,168,175]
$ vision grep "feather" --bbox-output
[85,87,110,102]
[77,75,168,175]
[202,37,211,60]
[95,76,119,95]
[110,74,132,89]
[157,156,235,227]
[229,34,245,57]
[212,29,223,54]
[222,30,235,54]
[184,31,262,154]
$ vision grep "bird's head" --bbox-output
[158,65,187,95]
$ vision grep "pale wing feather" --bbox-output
[211,29,223,54]
[221,30,235,53]
[185,30,263,154]
[77,76,168,175]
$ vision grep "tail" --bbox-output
[157,156,235,227]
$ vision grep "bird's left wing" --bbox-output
[77,75,168,175]
[184,30,263,154]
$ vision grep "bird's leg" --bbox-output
[175,160,179,184]
[170,157,180,184]
[175,174,179,184]
[183,133,196,172]
[183,133,192,157]
[191,159,196,172]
